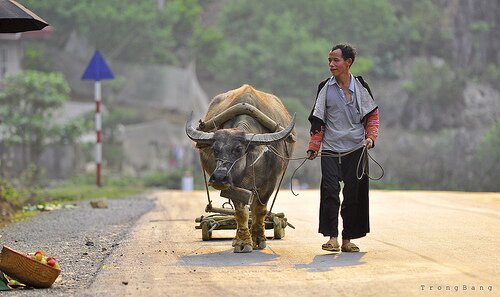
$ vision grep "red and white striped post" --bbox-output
[81,50,114,187]
[95,81,102,187]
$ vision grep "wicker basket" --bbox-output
[0,246,60,288]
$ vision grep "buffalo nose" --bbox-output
[208,169,231,190]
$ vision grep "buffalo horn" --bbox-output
[245,113,296,145]
[185,112,215,144]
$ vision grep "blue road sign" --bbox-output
[81,50,114,81]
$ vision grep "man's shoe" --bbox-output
[341,242,360,252]
[322,238,340,252]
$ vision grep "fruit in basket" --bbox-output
[34,250,45,255]
[28,250,60,270]
[46,257,56,267]
[0,246,60,288]
[34,253,43,261]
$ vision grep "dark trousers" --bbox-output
[318,147,370,239]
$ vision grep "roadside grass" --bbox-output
[1,170,188,226]
[1,175,148,226]
[1,184,147,227]
[43,183,146,203]
[11,210,38,223]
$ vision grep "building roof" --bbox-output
[0,25,53,40]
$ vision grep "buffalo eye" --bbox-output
[233,146,243,155]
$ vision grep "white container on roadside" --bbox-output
[181,171,194,191]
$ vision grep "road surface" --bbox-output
[86,190,499,297]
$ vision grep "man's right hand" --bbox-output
[307,127,324,160]
[307,150,318,160]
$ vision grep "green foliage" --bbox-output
[20,0,218,66]
[350,57,375,76]
[18,163,46,187]
[0,178,25,223]
[210,6,327,99]
[104,106,144,127]
[102,106,145,143]
[209,0,399,102]
[191,26,226,79]
[0,71,86,182]
[43,183,145,202]
[23,45,53,72]
[403,61,461,104]
[57,117,92,145]
[469,21,492,33]
[0,71,70,149]
[40,174,147,202]
[484,63,500,91]
[390,0,452,59]
[310,0,399,57]
[10,0,498,194]
[0,71,69,117]
[401,60,465,130]
[478,122,500,162]
[476,122,500,191]
[1,175,146,224]
[66,170,186,190]
[281,97,310,127]
[103,144,125,171]
[0,178,38,214]
[141,170,184,189]
[0,178,20,203]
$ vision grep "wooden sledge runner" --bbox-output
[195,203,294,241]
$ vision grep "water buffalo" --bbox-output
[186,84,296,253]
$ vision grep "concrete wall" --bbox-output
[0,39,22,80]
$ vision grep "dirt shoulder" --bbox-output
[0,194,154,296]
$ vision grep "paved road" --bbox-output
[87,190,499,297]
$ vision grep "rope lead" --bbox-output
[266,144,384,196]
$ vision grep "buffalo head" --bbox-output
[185,113,295,190]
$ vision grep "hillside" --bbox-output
[6,0,499,191]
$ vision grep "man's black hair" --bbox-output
[331,43,357,66]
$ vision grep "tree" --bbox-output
[476,122,500,191]
[390,0,451,59]
[0,71,78,182]
[19,0,219,66]
[209,9,328,100]
[401,60,465,131]
[208,0,399,103]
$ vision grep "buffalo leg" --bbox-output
[232,202,253,253]
[251,202,267,249]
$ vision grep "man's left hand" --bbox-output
[365,138,374,149]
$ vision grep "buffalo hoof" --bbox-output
[253,240,266,250]
[233,244,253,253]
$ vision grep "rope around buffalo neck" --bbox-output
[266,143,384,196]
[213,134,255,175]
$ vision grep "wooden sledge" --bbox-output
[195,203,294,241]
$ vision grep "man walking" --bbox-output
[307,43,379,252]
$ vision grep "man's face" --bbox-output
[328,49,352,78]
